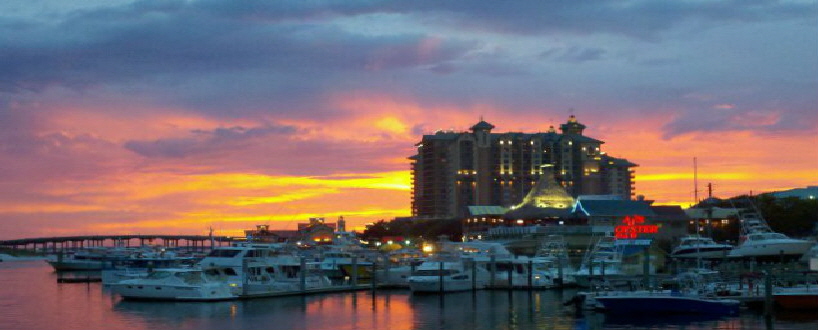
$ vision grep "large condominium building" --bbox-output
[410,115,636,220]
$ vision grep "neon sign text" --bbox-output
[614,215,658,239]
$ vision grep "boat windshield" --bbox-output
[207,249,242,258]
[145,271,174,279]
[413,270,458,276]
[175,271,204,284]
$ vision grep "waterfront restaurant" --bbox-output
[462,167,689,254]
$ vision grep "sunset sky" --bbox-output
[1,1,816,239]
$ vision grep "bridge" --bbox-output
[0,235,237,252]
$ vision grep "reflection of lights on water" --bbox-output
[230,304,238,318]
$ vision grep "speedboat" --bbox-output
[594,291,740,315]
[111,268,237,301]
[671,236,733,260]
[408,259,488,293]
[727,212,813,261]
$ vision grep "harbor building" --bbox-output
[410,115,636,220]
[462,165,689,255]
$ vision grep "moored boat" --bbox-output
[671,236,732,260]
[774,286,818,310]
[111,268,237,301]
[594,291,740,315]
[408,259,488,293]
[727,212,813,261]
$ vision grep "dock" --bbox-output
[57,277,102,283]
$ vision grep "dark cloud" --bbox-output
[0,1,479,94]
[389,0,817,39]
[124,124,298,158]
[541,46,606,63]
[662,106,818,140]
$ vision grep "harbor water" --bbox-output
[2,261,818,330]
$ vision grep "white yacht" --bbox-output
[374,249,425,288]
[671,236,733,260]
[101,248,198,285]
[407,259,488,293]
[0,253,47,262]
[111,268,236,301]
[317,250,373,281]
[239,254,332,295]
[727,212,814,261]
[492,257,560,288]
[574,236,626,288]
[47,247,132,271]
[196,242,293,287]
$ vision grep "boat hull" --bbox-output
[112,283,236,301]
[774,293,818,310]
[728,241,813,261]
[596,295,740,315]
[671,247,732,260]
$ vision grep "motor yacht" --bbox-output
[727,212,813,261]
[47,247,132,271]
[671,236,733,260]
[317,250,373,281]
[111,268,236,301]
[239,254,333,295]
[407,259,488,293]
[101,248,198,285]
[196,242,294,287]
[492,257,560,288]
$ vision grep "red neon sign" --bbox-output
[614,215,658,239]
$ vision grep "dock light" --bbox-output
[516,219,524,225]
[422,244,434,253]
[387,240,393,245]
[404,240,411,245]
[376,242,382,246]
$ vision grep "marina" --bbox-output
[5,260,818,330]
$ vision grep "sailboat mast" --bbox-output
[693,157,702,269]
[694,157,699,205]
